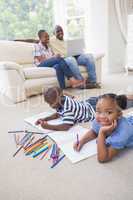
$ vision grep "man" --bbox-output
[50,25,101,89]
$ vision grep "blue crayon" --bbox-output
[19,133,33,145]
[51,155,65,169]
[32,145,49,158]
[50,144,55,158]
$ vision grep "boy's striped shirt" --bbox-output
[56,96,95,125]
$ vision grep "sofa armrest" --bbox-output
[94,53,104,83]
[0,61,25,80]
[85,52,104,83]
[0,62,26,103]
[93,53,104,60]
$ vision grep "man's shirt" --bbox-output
[50,36,67,57]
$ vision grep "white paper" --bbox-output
[24,112,63,134]
[24,113,97,163]
[49,125,97,163]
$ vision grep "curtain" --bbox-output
[114,0,128,44]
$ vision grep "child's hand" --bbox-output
[40,121,49,128]
[100,120,117,136]
[35,118,44,125]
[73,140,83,152]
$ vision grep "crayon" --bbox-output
[76,134,79,145]
[24,136,47,150]
[13,145,23,157]
[19,133,33,145]
[25,130,44,135]
[8,130,24,133]
[50,144,56,158]
[25,141,47,155]
[51,155,65,169]
[32,144,50,158]
[40,147,51,160]
[8,130,44,135]
[13,134,17,147]
[23,136,35,149]
[16,135,20,145]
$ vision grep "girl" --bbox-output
[73,94,133,163]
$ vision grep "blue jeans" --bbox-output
[64,57,83,80]
[76,54,97,83]
[85,96,98,111]
[38,57,73,89]
[127,99,133,109]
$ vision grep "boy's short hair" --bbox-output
[44,87,62,102]
[38,29,46,39]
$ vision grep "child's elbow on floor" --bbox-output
[62,124,73,131]
[97,156,108,163]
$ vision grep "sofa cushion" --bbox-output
[23,65,89,79]
[0,40,34,65]
[23,65,89,80]
[23,67,56,79]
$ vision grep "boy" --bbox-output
[35,87,95,131]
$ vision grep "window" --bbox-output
[66,0,85,39]
[0,0,54,40]
[54,0,86,40]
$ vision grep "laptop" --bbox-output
[66,38,85,57]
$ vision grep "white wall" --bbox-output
[85,0,128,74]
[108,0,127,73]
[85,0,108,73]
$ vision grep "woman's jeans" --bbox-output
[38,57,73,89]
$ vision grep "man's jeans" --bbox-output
[64,54,97,83]
[38,57,73,89]
[65,57,83,80]
[77,54,97,83]
[85,96,98,111]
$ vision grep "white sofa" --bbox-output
[0,40,104,103]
